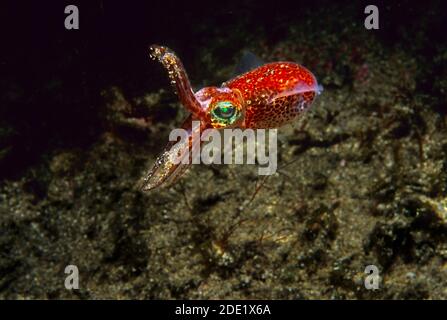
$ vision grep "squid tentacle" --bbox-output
[149,45,205,118]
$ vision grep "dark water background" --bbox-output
[2,0,444,178]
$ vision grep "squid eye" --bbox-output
[213,101,235,118]
[211,101,240,126]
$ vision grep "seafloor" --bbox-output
[1,2,446,299]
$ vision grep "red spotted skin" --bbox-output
[226,62,318,128]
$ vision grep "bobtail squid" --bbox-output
[141,45,322,191]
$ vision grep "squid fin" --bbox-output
[233,50,265,76]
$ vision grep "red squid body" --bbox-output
[225,62,320,128]
[142,45,322,190]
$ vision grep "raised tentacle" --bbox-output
[149,45,206,118]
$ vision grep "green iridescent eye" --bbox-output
[211,101,240,126]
